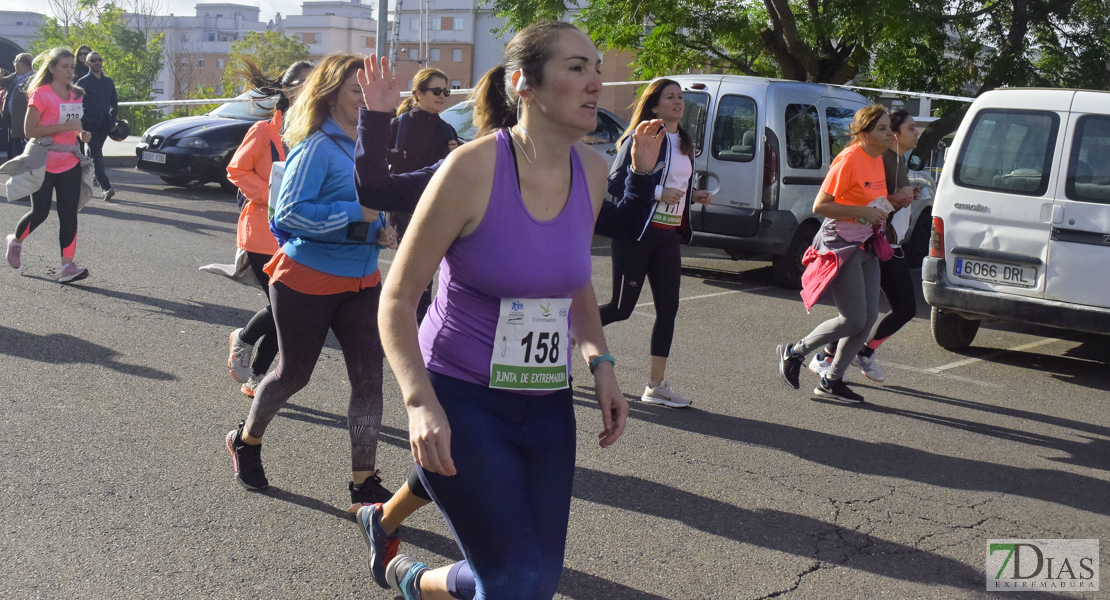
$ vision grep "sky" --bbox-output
[6,0,315,26]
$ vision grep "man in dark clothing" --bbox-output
[78,51,119,201]
[1,53,33,161]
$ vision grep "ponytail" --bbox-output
[396,96,417,116]
[473,64,518,137]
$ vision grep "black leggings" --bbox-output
[17,164,81,257]
[869,249,918,347]
[239,251,279,376]
[599,228,682,358]
[244,281,385,472]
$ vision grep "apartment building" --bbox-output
[0,11,45,71]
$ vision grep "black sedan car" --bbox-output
[135,93,275,192]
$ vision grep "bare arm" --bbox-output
[378,138,495,476]
[813,192,888,224]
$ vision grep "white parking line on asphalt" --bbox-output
[629,287,768,318]
[925,337,1062,373]
[880,361,1003,388]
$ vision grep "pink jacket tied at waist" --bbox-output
[799,219,885,312]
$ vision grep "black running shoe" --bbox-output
[347,472,393,515]
[777,343,804,390]
[814,376,865,404]
[225,420,269,490]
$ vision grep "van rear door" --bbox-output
[1044,92,1110,308]
[944,97,1067,300]
[680,80,763,239]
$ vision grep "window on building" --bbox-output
[218,58,224,68]
[410,17,419,30]
[197,58,205,67]
[181,34,188,43]
[452,17,463,30]
[430,48,440,62]
[180,57,189,67]
[153,81,165,94]
[208,33,216,41]
[451,80,461,89]
[365,36,373,48]
[408,49,419,60]
[452,48,462,62]
[301,32,317,44]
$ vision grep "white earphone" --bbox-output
[514,70,528,92]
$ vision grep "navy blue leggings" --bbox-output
[417,372,576,600]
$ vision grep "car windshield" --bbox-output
[441,101,478,140]
[209,92,278,119]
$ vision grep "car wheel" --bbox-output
[903,206,932,268]
[218,177,238,194]
[160,176,193,187]
[772,220,819,290]
[930,306,980,351]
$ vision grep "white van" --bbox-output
[922,88,1110,350]
[670,74,935,287]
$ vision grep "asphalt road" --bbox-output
[1,166,1107,599]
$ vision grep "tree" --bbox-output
[32,2,165,131]
[221,31,310,94]
[482,0,1110,157]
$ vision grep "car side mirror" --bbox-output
[907,155,923,171]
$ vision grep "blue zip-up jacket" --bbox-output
[608,133,694,244]
[274,118,384,278]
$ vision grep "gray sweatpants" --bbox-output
[793,249,881,380]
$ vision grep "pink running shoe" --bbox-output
[57,262,89,283]
[5,235,21,269]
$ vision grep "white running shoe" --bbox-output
[808,353,832,378]
[5,235,21,269]
[227,328,254,383]
[641,380,693,408]
[853,353,887,383]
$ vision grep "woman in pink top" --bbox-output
[4,47,92,283]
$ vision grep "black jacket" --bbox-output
[77,72,118,130]
[355,108,656,241]
[388,107,457,174]
[607,133,694,244]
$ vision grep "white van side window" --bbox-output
[825,107,856,160]
[785,104,821,169]
[711,95,757,163]
[1066,115,1110,205]
[680,92,710,157]
[954,109,1059,196]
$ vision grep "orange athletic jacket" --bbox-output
[227,111,285,255]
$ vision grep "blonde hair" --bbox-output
[396,68,449,115]
[282,53,363,148]
[27,47,84,98]
[848,104,888,144]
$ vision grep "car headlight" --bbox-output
[177,137,210,149]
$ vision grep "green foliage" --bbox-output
[30,2,164,104]
[222,31,310,95]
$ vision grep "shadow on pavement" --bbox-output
[571,389,1110,516]
[0,324,174,380]
[75,285,255,328]
[261,485,351,521]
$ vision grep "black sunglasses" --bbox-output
[421,87,450,97]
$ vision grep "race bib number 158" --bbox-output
[490,298,571,391]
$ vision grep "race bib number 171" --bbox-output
[490,298,571,391]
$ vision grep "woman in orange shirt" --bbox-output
[225,59,313,397]
[776,104,893,404]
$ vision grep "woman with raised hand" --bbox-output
[351,52,661,592]
[224,58,314,398]
[4,47,94,283]
[223,53,394,512]
[598,78,713,408]
[777,105,894,404]
[374,22,632,599]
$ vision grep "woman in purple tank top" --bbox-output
[372,22,663,600]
